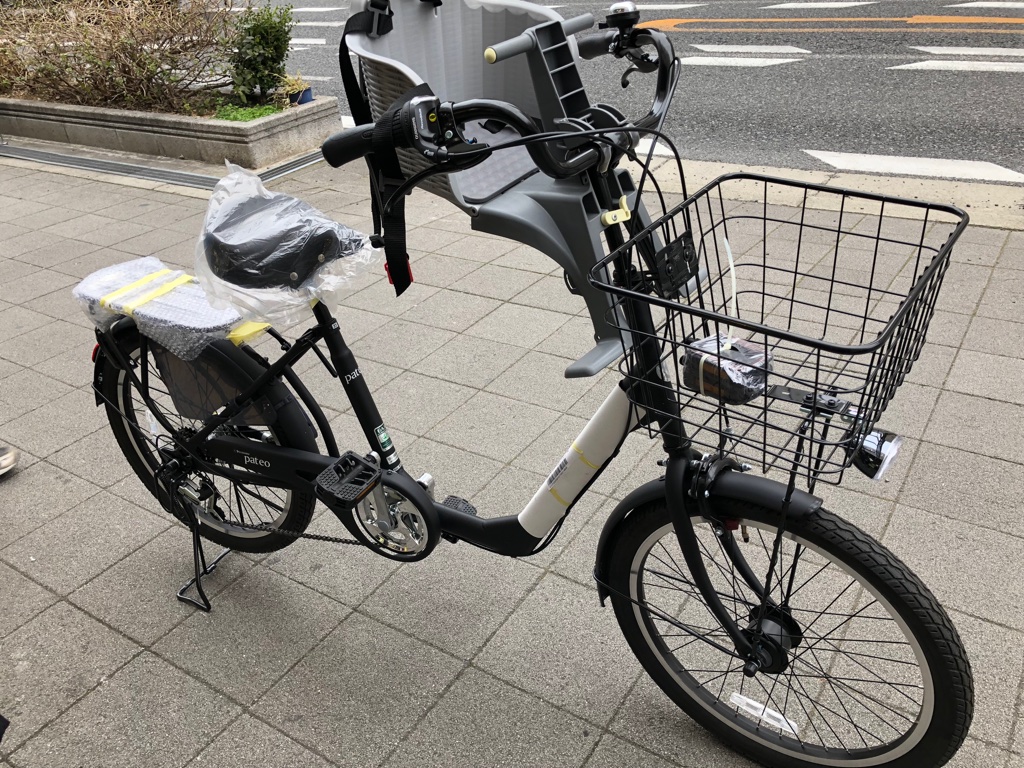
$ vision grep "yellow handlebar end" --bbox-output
[484,48,497,64]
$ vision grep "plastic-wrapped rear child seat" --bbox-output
[73,257,248,361]
[347,0,567,206]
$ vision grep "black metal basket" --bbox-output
[590,173,968,484]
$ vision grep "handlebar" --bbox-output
[321,98,598,179]
[322,9,678,177]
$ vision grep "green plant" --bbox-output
[277,71,310,96]
[0,0,234,113]
[214,103,282,121]
[231,5,293,104]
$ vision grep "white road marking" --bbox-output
[303,75,335,82]
[341,115,355,128]
[691,44,811,53]
[290,38,327,45]
[291,7,345,11]
[911,46,1024,56]
[634,4,708,8]
[295,21,345,27]
[678,56,802,66]
[945,2,1024,7]
[804,150,1024,183]
[289,47,311,52]
[636,138,676,157]
[889,59,1024,72]
[763,2,877,7]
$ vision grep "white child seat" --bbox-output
[346,0,572,206]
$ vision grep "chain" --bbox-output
[192,516,365,546]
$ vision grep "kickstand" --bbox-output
[176,510,230,612]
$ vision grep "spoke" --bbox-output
[790,654,917,729]
[807,643,870,749]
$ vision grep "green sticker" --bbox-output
[374,424,393,450]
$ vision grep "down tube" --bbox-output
[518,384,640,538]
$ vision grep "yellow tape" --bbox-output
[571,441,600,471]
[122,274,193,314]
[99,269,172,309]
[549,487,569,508]
[228,322,271,345]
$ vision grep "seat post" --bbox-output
[311,302,403,472]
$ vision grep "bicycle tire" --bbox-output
[100,330,317,553]
[606,500,973,768]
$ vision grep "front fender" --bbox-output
[593,471,822,604]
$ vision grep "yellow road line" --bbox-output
[666,26,1024,33]
[641,15,1024,30]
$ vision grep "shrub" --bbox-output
[214,103,282,122]
[0,0,235,114]
[230,5,294,104]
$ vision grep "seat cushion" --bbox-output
[202,194,359,290]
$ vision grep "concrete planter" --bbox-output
[0,96,342,169]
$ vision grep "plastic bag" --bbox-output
[681,334,772,406]
[195,164,381,326]
[73,256,242,360]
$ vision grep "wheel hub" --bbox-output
[743,606,803,675]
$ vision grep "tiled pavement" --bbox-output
[1,154,1023,768]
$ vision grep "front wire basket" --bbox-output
[591,173,968,485]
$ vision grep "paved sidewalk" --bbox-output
[0,154,1022,768]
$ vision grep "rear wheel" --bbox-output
[607,500,973,768]
[100,331,317,553]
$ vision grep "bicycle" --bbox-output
[82,2,973,767]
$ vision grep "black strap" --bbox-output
[336,3,435,297]
[371,83,436,296]
[338,1,393,127]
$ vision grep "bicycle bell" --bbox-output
[603,2,641,31]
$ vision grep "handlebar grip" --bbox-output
[484,33,534,64]
[321,125,374,168]
[576,30,617,60]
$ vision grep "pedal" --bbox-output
[441,495,478,517]
[440,495,478,544]
[315,452,381,511]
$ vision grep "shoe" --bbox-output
[0,445,19,478]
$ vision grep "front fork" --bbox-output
[663,454,802,675]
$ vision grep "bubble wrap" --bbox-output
[74,257,243,361]
[195,164,382,327]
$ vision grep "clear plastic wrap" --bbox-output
[73,256,243,361]
[195,164,381,326]
[681,334,773,406]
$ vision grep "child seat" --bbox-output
[347,0,565,207]
[346,0,648,377]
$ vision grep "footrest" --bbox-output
[315,452,381,511]
[441,495,479,517]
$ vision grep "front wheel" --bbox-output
[606,500,973,768]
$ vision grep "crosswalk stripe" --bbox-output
[762,2,877,8]
[634,4,708,8]
[303,76,335,82]
[678,56,802,66]
[804,150,1024,182]
[295,21,345,27]
[889,60,1024,71]
[911,46,1024,56]
[945,2,1024,7]
[290,38,327,45]
[291,7,345,11]
[691,44,811,53]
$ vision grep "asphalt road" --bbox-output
[282,0,1024,181]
